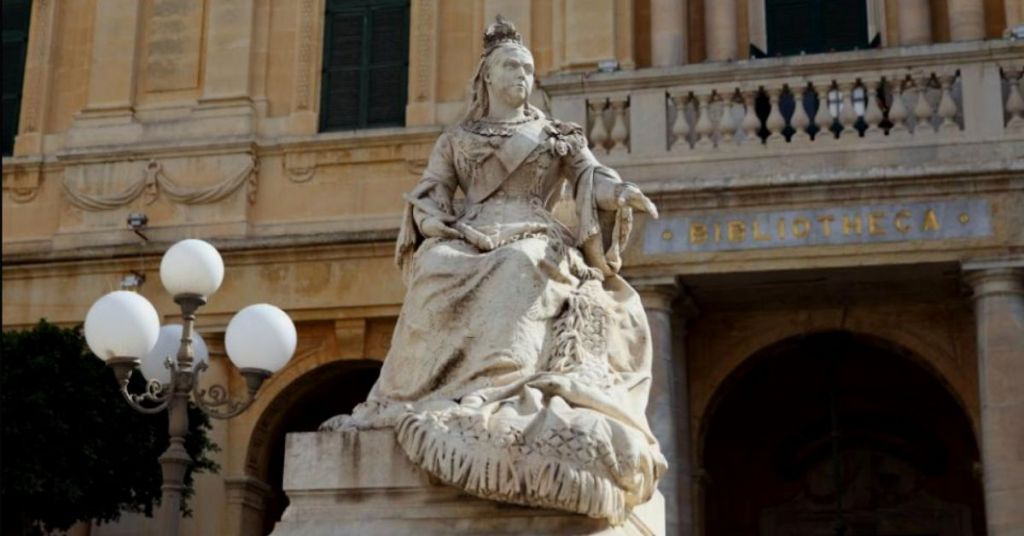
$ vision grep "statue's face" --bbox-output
[484,46,534,109]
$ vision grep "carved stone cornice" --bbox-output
[542,40,1024,96]
[275,128,439,183]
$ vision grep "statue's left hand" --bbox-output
[617,184,659,219]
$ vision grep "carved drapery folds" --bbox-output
[62,154,258,211]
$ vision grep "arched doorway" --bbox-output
[701,331,984,536]
[249,359,381,535]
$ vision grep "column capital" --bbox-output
[224,474,272,508]
[963,257,1024,300]
[631,276,678,310]
[630,276,698,316]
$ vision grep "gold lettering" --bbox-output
[922,209,940,232]
[714,223,721,243]
[893,209,911,234]
[792,217,811,238]
[689,222,708,244]
[727,221,746,242]
[843,215,862,236]
[868,212,886,236]
[817,215,835,237]
[753,220,772,241]
[777,218,786,240]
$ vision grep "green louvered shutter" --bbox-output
[2,0,31,156]
[321,0,408,131]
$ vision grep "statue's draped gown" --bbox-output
[340,109,665,523]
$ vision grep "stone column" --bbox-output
[964,260,1024,536]
[635,277,694,536]
[224,475,272,536]
[948,0,987,41]
[704,0,737,61]
[652,0,687,66]
[898,0,933,45]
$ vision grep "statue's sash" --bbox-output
[466,118,546,204]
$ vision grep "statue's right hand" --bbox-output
[420,217,463,239]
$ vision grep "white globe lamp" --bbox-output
[159,239,224,298]
[84,291,161,361]
[225,304,296,373]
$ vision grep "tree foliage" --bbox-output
[1,320,219,535]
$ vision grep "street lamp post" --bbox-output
[84,239,296,536]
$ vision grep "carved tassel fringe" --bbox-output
[396,414,629,524]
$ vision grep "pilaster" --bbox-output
[633,276,696,536]
[948,0,986,41]
[703,0,737,61]
[963,257,1024,536]
[224,474,273,536]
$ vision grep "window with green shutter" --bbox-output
[321,0,409,131]
[2,0,31,156]
[765,0,874,57]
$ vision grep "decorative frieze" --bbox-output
[62,153,258,210]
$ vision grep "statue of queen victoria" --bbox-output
[321,17,665,524]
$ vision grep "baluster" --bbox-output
[863,78,885,140]
[717,88,738,148]
[694,90,715,150]
[887,74,912,139]
[764,87,786,143]
[609,98,630,154]
[913,74,936,136]
[937,72,960,133]
[813,81,835,142]
[837,80,860,139]
[1006,67,1024,129]
[588,100,609,153]
[790,83,811,143]
[670,94,691,149]
[740,87,761,147]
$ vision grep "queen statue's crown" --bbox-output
[483,15,523,55]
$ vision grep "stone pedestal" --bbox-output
[269,430,665,536]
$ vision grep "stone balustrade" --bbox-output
[664,69,968,151]
[547,41,1023,174]
[586,95,632,155]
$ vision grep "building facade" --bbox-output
[2,0,1022,535]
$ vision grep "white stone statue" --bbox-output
[321,16,665,524]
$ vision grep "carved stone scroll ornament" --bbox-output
[62,154,258,211]
[2,164,43,203]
